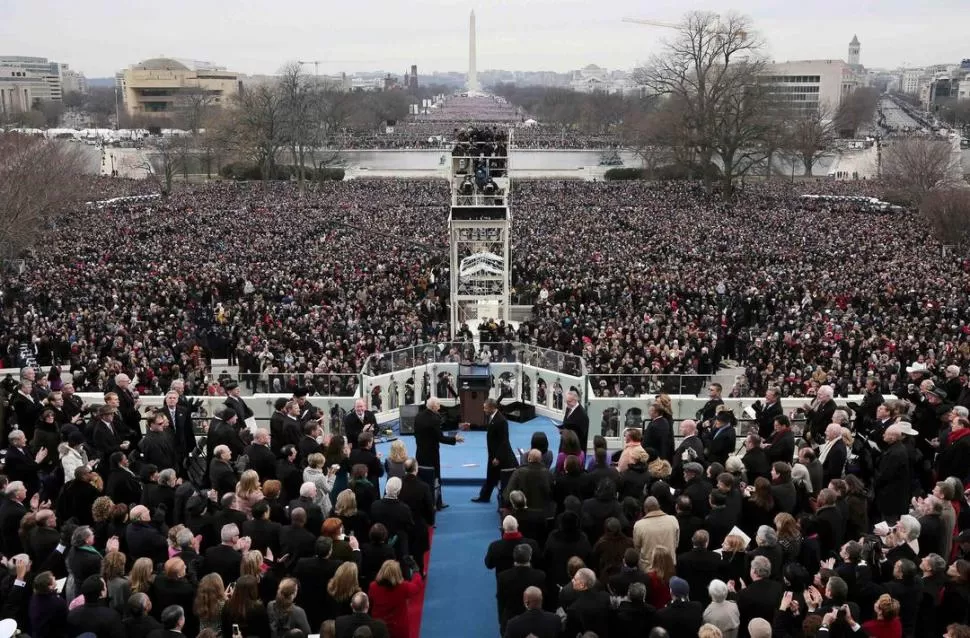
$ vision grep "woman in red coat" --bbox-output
[861,594,902,638]
[368,559,424,638]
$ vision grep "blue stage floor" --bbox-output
[375,416,561,485]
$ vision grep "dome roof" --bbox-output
[135,58,189,71]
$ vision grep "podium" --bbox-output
[458,364,490,428]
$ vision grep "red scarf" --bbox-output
[502,531,523,541]
[948,427,970,446]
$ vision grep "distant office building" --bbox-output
[121,57,241,118]
[759,59,859,114]
[0,66,47,115]
[569,64,640,95]
[410,64,418,90]
[62,67,87,94]
[0,55,66,101]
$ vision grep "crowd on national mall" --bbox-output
[0,175,968,637]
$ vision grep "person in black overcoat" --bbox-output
[752,388,785,439]
[707,411,737,466]
[473,398,518,504]
[559,391,590,454]
[413,398,463,509]
[343,398,378,450]
[398,460,435,564]
[874,425,913,521]
[104,452,142,507]
[158,391,196,461]
[643,402,674,463]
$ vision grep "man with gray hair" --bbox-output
[0,481,30,555]
[914,494,947,558]
[370,477,414,559]
[413,396,464,510]
[126,504,168,564]
[749,525,784,581]
[875,423,913,520]
[504,585,560,638]
[735,554,783,635]
[204,523,250,584]
[4,429,46,495]
[560,389,589,453]
[496,542,545,632]
[564,567,611,638]
[113,373,143,447]
[485,516,540,582]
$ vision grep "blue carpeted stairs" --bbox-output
[416,417,562,638]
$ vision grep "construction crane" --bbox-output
[298,60,322,76]
[622,16,746,40]
[622,17,678,29]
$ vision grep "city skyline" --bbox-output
[3,0,964,78]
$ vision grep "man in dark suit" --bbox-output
[370,477,414,558]
[343,398,378,450]
[280,507,317,562]
[113,374,144,448]
[752,387,784,439]
[206,409,245,463]
[223,380,254,427]
[293,537,344,629]
[92,405,129,461]
[563,568,611,638]
[399,458,435,564]
[697,383,725,427]
[241,501,281,556]
[139,412,179,473]
[4,430,46,497]
[66,574,126,638]
[276,445,303,502]
[734,556,784,638]
[268,398,289,457]
[159,390,195,460]
[473,398,518,504]
[851,377,884,435]
[704,491,736,549]
[676,530,723,605]
[671,419,706,486]
[348,432,385,484]
[485,516,541,582]
[559,390,589,453]
[0,480,29,556]
[766,415,796,465]
[297,421,323,468]
[741,434,771,482]
[607,548,651,597]
[11,380,41,440]
[496,544,546,632]
[680,462,712,518]
[820,423,848,485]
[504,586,560,638]
[203,522,247,584]
[706,411,737,466]
[334,592,389,638]
[244,428,277,482]
[288,486,325,539]
[413,397,463,509]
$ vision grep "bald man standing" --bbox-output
[874,424,913,521]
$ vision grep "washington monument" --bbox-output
[468,10,480,91]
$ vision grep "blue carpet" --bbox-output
[376,416,562,485]
[420,485,502,638]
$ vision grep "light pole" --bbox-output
[791,156,796,184]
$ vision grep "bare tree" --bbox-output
[176,86,218,134]
[634,11,769,196]
[920,188,970,248]
[834,87,878,137]
[231,84,286,180]
[783,105,837,176]
[0,133,87,257]
[142,137,185,196]
[882,137,959,204]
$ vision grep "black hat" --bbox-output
[221,407,239,421]
[293,387,310,398]
[222,380,239,391]
[68,430,86,446]
[928,386,948,400]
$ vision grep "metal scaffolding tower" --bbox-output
[448,130,513,336]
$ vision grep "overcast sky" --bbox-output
[2,0,960,77]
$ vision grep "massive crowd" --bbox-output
[3,177,969,401]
